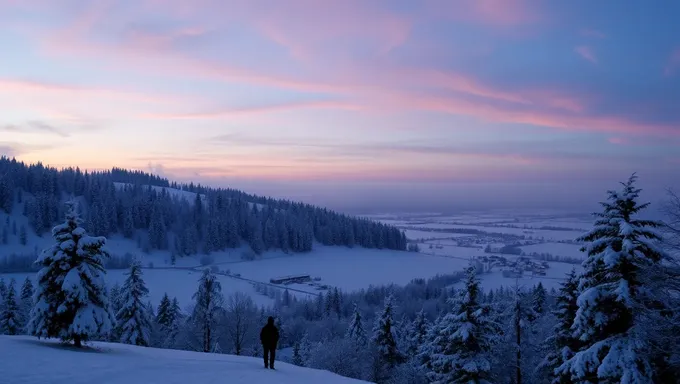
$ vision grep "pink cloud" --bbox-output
[580,28,606,39]
[608,137,629,145]
[424,0,541,27]
[664,48,680,76]
[575,45,598,64]
[139,100,364,120]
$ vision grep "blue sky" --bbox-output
[0,0,679,211]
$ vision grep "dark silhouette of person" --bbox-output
[260,316,280,369]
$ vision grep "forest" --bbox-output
[0,157,407,260]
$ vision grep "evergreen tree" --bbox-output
[346,302,368,347]
[406,309,430,358]
[532,282,547,319]
[372,295,402,372]
[192,268,223,352]
[542,269,580,384]
[1,226,7,245]
[0,279,20,335]
[19,277,34,330]
[156,293,173,328]
[29,201,114,347]
[19,224,27,245]
[292,341,304,366]
[558,174,666,383]
[423,267,495,384]
[116,260,152,346]
[110,282,123,315]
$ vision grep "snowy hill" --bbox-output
[0,335,369,384]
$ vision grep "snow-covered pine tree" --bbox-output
[371,294,402,374]
[542,269,580,384]
[156,293,173,328]
[1,279,20,335]
[425,267,496,384]
[531,282,547,320]
[109,282,123,314]
[299,332,312,366]
[19,225,27,245]
[406,309,430,359]
[346,302,368,347]
[292,341,304,366]
[29,201,114,347]
[558,174,666,383]
[0,278,6,313]
[20,277,34,330]
[116,260,152,346]
[192,268,223,352]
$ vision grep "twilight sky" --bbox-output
[1,0,679,213]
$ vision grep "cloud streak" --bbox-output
[575,45,598,64]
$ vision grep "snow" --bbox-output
[225,247,471,293]
[519,243,584,259]
[0,335,368,384]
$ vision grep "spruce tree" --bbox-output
[542,269,580,384]
[155,293,173,328]
[0,279,20,335]
[558,174,666,383]
[424,267,496,384]
[19,225,27,245]
[19,277,34,330]
[532,282,547,319]
[372,295,402,370]
[406,309,430,358]
[346,302,368,347]
[192,268,223,352]
[29,201,114,347]
[116,260,152,346]
[292,341,304,366]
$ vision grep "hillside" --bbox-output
[0,335,369,384]
[0,158,406,262]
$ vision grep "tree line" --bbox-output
[0,157,407,258]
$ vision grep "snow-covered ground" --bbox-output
[520,242,584,259]
[226,248,471,293]
[0,335,368,384]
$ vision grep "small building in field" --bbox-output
[270,274,312,285]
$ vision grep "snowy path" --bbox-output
[0,336,369,384]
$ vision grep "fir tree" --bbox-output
[0,279,20,335]
[192,268,223,352]
[531,282,547,319]
[406,309,430,358]
[19,277,34,330]
[29,201,114,347]
[558,174,666,383]
[542,269,580,384]
[372,295,402,370]
[116,260,152,346]
[156,293,173,328]
[423,267,496,384]
[346,302,368,347]
[292,341,304,366]
[109,282,123,315]
[19,225,27,245]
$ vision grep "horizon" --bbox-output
[1,1,679,213]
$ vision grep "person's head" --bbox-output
[267,316,274,325]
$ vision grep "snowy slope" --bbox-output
[0,335,369,384]
[113,182,206,205]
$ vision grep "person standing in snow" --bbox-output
[260,316,280,369]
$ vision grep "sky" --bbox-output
[0,0,679,213]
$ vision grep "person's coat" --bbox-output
[260,317,279,349]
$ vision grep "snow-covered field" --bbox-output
[473,261,583,291]
[520,243,585,259]
[226,248,471,293]
[0,335,367,384]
